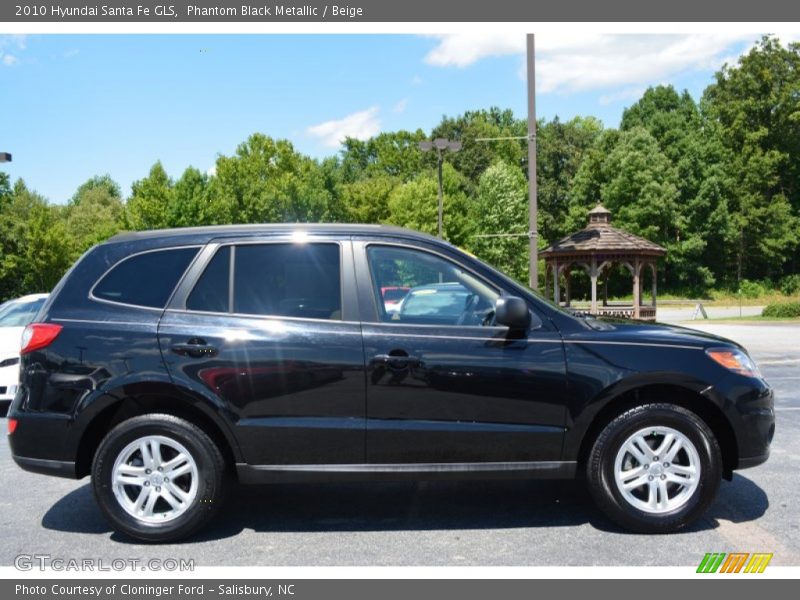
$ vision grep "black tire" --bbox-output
[92,414,227,543]
[587,403,722,533]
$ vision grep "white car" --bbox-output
[0,294,49,409]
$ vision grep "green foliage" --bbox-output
[431,108,527,182]
[0,180,72,298]
[70,174,122,205]
[471,160,529,282]
[537,116,603,242]
[339,130,427,183]
[338,175,399,224]
[385,164,475,248]
[701,36,800,283]
[779,274,800,296]
[762,302,800,317]
[0,172,11,203]
[67,175,124,253]
[170,167,210,227]
[125,162,174,230]
[739,279,770,299]
[207,134,332,224]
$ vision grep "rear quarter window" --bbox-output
[92,247,199,309]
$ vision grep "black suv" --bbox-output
[7,225,774,541]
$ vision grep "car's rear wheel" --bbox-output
[587,403,722,533]
[92,414,226,542]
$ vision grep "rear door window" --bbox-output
[93,247,199,309]
[233,244,342,320]
[184,242,342,321]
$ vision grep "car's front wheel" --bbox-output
[587,403,722,533]
[92,414,226,542]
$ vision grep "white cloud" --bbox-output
[0,35,27,50]
[393,98,409,113]
[425,33,762,94]
[307,107,382,148]
[63,48,80,59]
[424,33,524,68]
[206,165,217,177]
[0,34,27,67]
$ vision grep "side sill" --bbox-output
[12,455,78,479]
[236,461,577,484]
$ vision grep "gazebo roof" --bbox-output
[541,204,666,258]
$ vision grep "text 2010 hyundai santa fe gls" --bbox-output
[7,224,774,541]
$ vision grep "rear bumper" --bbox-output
[12,455,77,479]
[7,409,79,477]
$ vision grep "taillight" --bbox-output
[8,419,17,434]
[20,323,63,355]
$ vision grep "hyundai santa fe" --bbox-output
[7,224,774,542]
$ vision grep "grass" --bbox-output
[567,292,798,307]
[680,314,800,323]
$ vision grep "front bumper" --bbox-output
[705,372,775,470]
[738,451,770,469]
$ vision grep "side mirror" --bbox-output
[495,296,539,330]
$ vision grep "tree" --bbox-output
[385,164,475,248]
[431,108,527,184]
[66,175,124,252]
[0,180,72,298]
[471,160,529,282]
[125,162,174,230]
[621,87,717,290]
[537,116,603,243]
[338,175,399,224]
[339,130,427,184]
[170,167,210,227]
[701,36,800,283]
[20,203,73,292]
[70,174,122,205]
[0,172,11,204]
[621,86,704,205]
[206,134,332,224]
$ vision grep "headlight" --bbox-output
[706,348,761,378]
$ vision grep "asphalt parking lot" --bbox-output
[1,322,798,567]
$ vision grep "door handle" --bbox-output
[171,338,218,359]
[372,352,421,370]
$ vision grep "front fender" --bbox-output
[562,371,720,461]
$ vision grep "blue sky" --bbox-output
[0,33,765,203]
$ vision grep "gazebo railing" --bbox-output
[566,305,657,321]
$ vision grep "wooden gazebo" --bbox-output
[540,204,666,320]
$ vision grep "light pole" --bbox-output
[526,33,538,291]
[419,138,461,239]
[0,152,11,163]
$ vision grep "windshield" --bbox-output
[0,298,46,327]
